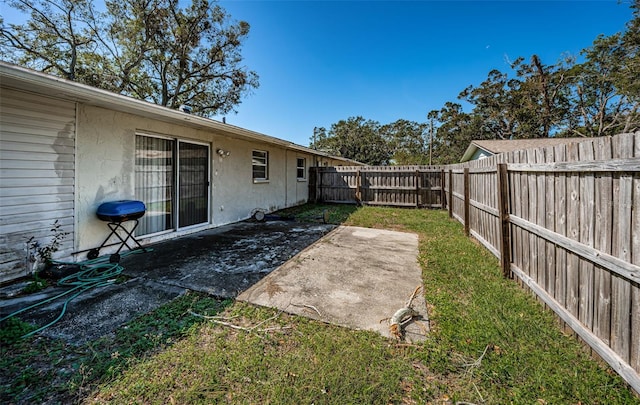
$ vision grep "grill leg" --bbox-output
[108,220,143,254]
[88,219,145,261]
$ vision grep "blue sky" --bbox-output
[1,1,632,146]
[216,0,634,146]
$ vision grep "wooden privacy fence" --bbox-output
[445,133,640,394]
[308,132,640,393]
[309,165,445,208]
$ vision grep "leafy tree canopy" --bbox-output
[0,0,258,116]
[380,119,430,165]
[310,117,392,165]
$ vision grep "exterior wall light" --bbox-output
[217,148,231,157]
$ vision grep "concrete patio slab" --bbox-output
[120,221,336,297]
[1,221,335,345]
[238,226,429,342]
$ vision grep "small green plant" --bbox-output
[21,273,47,294]
[27,220,69,267]
[0,317,36,343]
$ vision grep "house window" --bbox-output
[252,150,269,181]
[296,158,306,180]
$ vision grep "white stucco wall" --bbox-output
[75,105,315,256]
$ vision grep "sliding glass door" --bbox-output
[135,136,174,235]
[135,135,209,236]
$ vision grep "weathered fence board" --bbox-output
[526,149,539,286]
[566,143,581,320]
[536,148,546,292]
[593,136,613,345]
[544,149,555,296]
[612,134,634,363]
[553,143,567,308]
[442,133,640,394]
[579,141,596,331]
[633,133,640,375]
[310,166,445,208]
[632,164,640,374]
[497,163,511,277]
[511,153,523,284]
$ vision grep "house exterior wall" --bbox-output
[75,104,318,257]
[0,70,355,283]
[0,88,76,283]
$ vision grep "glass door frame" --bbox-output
[135,133,211,237]
[176,139,211,230]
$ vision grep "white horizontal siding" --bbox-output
[1,176,75,188]
[1,168,75,179]
[1,202,75,220]
[0,193,74,208]
[1,131,76,147]
[0,158,75,170]
[0,87,76,283]
[0,150,75,162]
[1,96,77,124]
[1,140,75,154]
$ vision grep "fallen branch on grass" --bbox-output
[381,285,424,340]
[472,382,484,403]
[188,310,291,333]
[404,284,422,308]
[463,344,491,373]
[290,302,322,317]
[388,307,420,339]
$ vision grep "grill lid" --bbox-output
[97,200,146,222]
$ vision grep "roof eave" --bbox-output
[460,145,475,162]
[0,62,312,151]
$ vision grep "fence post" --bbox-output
[496,163,512,278]
[448,169,453,218]
[464,168,470,237]
[309,167,317,203]
[318,167,323,203]
[415,170,420,208]
[356,169,362,205]
[440,169,446,210]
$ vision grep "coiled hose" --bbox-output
[0,249,147,338]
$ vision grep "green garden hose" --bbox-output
[0,249,148,338]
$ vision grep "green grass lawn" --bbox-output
[2,205,638,404]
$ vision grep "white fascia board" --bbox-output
[0,62,363,163]
[0,62,290,148]
[460,144,478,162]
